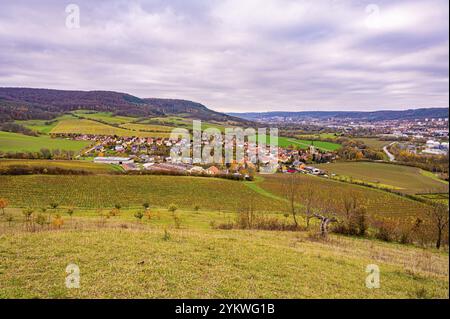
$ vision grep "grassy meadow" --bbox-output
[0,131,91,153]
[316,162,449,195]
[0,207,448,299]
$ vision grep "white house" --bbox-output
[94,157,134,165]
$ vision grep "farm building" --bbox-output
[94,157,134,165]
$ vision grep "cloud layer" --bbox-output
[0,0,448,112]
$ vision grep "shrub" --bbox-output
[5,214,13,226]
[66,208,74,219]
[134,211,144,221]
[162,229,171,241]
[109,208,120,217]
[168,204,178,213]
[36,213,47,228]
[173,213,181,229]
[0,198,8,215]
[375,224,394,242]
[52,214,64,229]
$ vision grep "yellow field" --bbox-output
[51,119,170,138]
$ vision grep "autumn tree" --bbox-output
[0,198,8,215]
[430,203,449,249]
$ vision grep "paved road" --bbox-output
[383,142,396,162]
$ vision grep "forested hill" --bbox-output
[0,87,247,124]
[229,108,449,121]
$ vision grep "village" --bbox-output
[68,134,334,178]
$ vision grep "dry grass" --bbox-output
[0,208,448,299]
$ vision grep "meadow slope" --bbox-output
[0,216,447,299]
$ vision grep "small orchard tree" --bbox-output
[5,214,13,226]
[143,202,150,210]
[66,208,74,220]
[194,205,200,212]
[49,202,59,209]
[52,214,64,229]
[22,208,35,231]
[109,208,120,217]
[134,211,144,222]
[36,213,47,229]
[114,204,122,210]
[168,204,178,214]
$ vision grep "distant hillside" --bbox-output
[0,88,248,124]
[229,108,449,122]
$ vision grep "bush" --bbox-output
[134,211,144,221]
[215,211,302,232]
[168,204,178,213]
[375,224,395,242]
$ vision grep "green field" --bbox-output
[296,133,340,140]
[0,131,91,153]
[0,173,431,218]
[316,162,449,195]
[0,159,117,174]
[249,135,341,151]
[256,174,430,218]
[51,119,171,138]
[356,138,391,149]
[0,175,286,211]
[278,137,341,151]
[120,123,174,132]
[16,115,75,134]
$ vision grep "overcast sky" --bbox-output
[0,0,448,112]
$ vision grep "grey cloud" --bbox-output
[0,0,448,112]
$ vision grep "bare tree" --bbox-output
[313,213,337,237]
[430,203,449,249]
[342,192,359,220]
[302,179,316,229]
[283,174,300,227]
[313,198,339,237]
